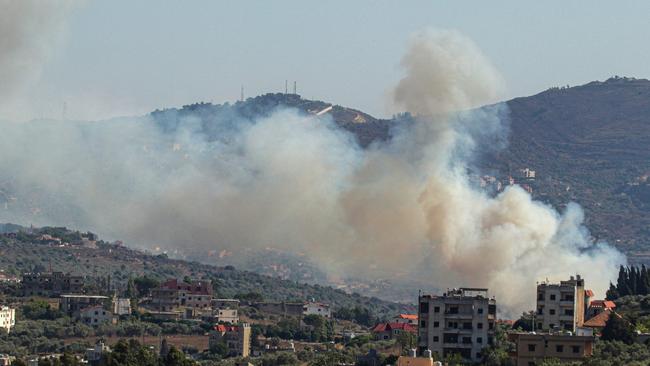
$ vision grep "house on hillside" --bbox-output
[209,324,251,357]
[392,313,418,326]
[79,305,116,326]
[586,300,616,319]
[0,306,15,333]
[150,278,213,312]
[372,322,416,341]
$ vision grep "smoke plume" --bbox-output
[0,29,625,315]
[0,0,75,103]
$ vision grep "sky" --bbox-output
[7,0,650,121]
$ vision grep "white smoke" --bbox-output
[0,28,625,316]
[0,0,76,120]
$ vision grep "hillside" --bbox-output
[489,77,650,259]
[0,225,410,318]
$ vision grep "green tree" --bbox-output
[601,313,636,344]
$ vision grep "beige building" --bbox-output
[60,294,109,317]
[536,275,585,332]
[112,297,132,316]
[508,332,594,366]
[151,278,213,312]
[209,323,251,357]
[418,288,496,363]
[79,305,116,326]
[215,308,239,324]
[0,306,15,333]
[397,350,438,366]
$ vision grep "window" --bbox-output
[434,321,439,328]
[433,336,439,342]
[556,345,564,353]
[528,344,536,352]
[549,309,556,315]
[550,294,556,300]
[420,302,429,314]
[477,322,483,329]
[537,322,542,330]
[434,306,440,313]
[572,346,580,353]
[477,337,483,344]
[565,309,574,316]
[537,308,543,315]
[420,320,426,328]
[463,322,472,330]
[462,336,472,344]
[477,308,483,314]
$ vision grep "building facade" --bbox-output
[112,297,132,316]
[393,314,419,326]
[209,324,251,357]
[303,302,331,318]
[22,272,84,297]
[508,332,594,366]
[0,307,15,333]
[536,275,586,332]
[215,308,239,324]
[60,294,109,317]
[418,288,496,363]
[151,278,213,312]
[79,305,116,326]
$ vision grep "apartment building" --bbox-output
[0,306,15,333]
[209,323,251,357]
[151,278,213,312]
[22,272,84,297]
[536,275,585,332]
[508,332,594,366]
[418,288,496,363]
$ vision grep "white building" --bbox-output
[393,314,418,326]
[112,297,132,316]
[86,341,111,363]
[0,306,15,333]
[303,302,330,318]
[79,305,116,326]
[418,288,496,363]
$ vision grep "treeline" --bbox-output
[607,265,650,299]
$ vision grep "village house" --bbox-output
[0,306,15,333]
[586,299,616,319]
[22,272,84,297]
[112,297,132,316]
[393,313,418,326]
[215,308,239,324]
[372,322,417,341]
[396,350,437,366]
[79,305,116,326]
[150,278,213,312]
[303,301,331,318]
[508,332,594,366]
[60,294,109,317]
[209,323,251,357]
[418,288,496,363]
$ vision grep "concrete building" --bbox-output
[303,302,331,318]
[393,314,418,325]
[0,306,15,333]
[212,298,240,309]
[209,323,251,357]
[79,305,116,326]
[508,332,594,366]
[536,275,586,332]
[112,297,132,316]
[215,308,239,324]
[254,301,304,317]
[397,350,438,366]
[586,299,615,319]
[60,294,109,317]
[151,278,213,312]
[372,322,417,341]
[418,288,496,363]
[85,341,111,365]
[22,272,84,297]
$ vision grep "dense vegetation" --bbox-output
[606,265,650,299]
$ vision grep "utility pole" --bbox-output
[240,85,244,102]
[293,81,297,94]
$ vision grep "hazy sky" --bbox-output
[10,0,650,120]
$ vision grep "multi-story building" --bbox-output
[0,306,15,333]
[393,313,418,326]
[60,294,109,317]
[22,272,84,297]
[151,278,213,312]
[536,275,586,332]
[215,308,239,324]
[112,297,132,316]
[418,288,496,363]
[209,323,251,357]
[508,332,594,366]
[79,305,116,326]
[303,302,331,318]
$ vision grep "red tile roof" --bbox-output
[214,324,239,332]
[589,300,616,309]
[584,309,617,328]
[585,289,594,297]
[372,322,416,333]
[397,314,418,320]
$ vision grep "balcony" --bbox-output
[559,300,574,307]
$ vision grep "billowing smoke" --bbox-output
[0,29,625,315]
[0,0,75,102]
